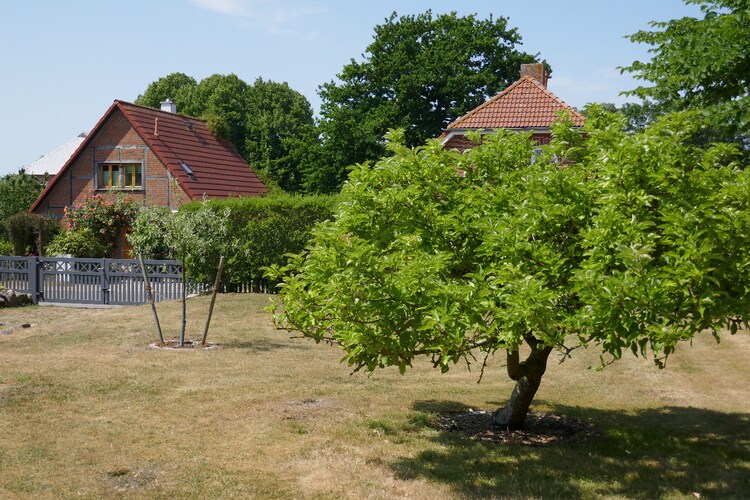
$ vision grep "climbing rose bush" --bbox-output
[64,195,139,247]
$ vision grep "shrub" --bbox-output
[0,170,43,240]
[5,212,58,255]
[46,229,108,258]
[128,206,174,260]
[0,239,13,256]
[128,203,232,284]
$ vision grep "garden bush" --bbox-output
[127,206,173,260]
[0,238,13,256]
[46,229,108,258]
[5,212,58,256]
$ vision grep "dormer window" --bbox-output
[97,162,143,190]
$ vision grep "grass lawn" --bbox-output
[1,293,749,498]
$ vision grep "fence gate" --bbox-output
[0,256,183,306]
[39,257,105,304]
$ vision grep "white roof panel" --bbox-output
[24,133,86,176]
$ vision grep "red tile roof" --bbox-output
[446,76,585,130]
[118,100,266,199]
[30,100,265,212]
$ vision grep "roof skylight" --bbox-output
[179,162,195,176]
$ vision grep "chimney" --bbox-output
[160,98,177,113]
[520,63,548,87]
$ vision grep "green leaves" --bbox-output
[622,0,750,143]
[136,73,322,193]
[574,110,750,364]
[275,110,750,376]
[0,170,43,241]
[128,202,232,283]
[317,10,541,189]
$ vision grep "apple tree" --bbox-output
[267,109,750,429]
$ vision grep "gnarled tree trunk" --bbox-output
[493,337,552,430]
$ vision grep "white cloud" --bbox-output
[190,0,250,16]
[189,0,324,38]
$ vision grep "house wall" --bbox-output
[443,132,552,152]
[32,109,189,221]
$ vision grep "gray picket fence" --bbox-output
[0,256,184,306]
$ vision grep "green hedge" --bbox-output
[179,193,338,290]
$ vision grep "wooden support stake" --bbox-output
[180,251,186,348]
[201,255,226,346]
[138,254,164,345]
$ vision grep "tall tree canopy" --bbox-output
[135,72,198,111]
[316,10,541,191]
[269,110,750,429]
[244,79,321,193]
[622,0,750,144]
[136,73,321,193]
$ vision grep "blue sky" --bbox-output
[0,0,702,176]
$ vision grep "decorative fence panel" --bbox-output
[0,256,183,306]
[39,258,105,304]
[0,257,36,297]
[106,259,184,306]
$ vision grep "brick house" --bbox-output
[30,99,266,256]
[441,64,585,151]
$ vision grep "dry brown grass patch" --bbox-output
[1,295,748,498]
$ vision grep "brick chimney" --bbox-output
[160,99,177,113]
[520,63,548,87]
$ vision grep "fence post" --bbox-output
[101,258,109,305]
[29,256,40,305]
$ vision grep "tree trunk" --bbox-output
[493,339,552,430]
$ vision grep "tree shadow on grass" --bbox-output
[392,400,750,498]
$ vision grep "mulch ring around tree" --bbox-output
[148,338,221,350]
[434,409,599,446]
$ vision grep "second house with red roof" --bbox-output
[441,63,585,151]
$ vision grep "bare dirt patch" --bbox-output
[0,322,34,336]
[434,409,599,446]
[283,398,335,420]
[105,465,159,492]
[148,338,221,350]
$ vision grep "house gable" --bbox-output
[442,64,585,152]
[30,106,187,218]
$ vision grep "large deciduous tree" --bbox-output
[134,72,198,111]
[268,110,750,429]
[622,0,750,145]
[244,78,321,193]
[316,10,541,191]
[135,73,321,193]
